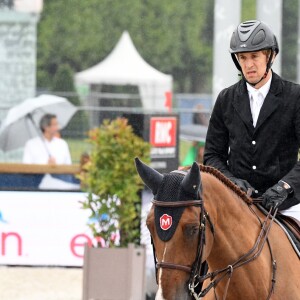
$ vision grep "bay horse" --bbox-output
[135,158,300,300]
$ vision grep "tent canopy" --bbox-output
[75,31,172,110]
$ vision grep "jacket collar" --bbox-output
[233,72,283,134]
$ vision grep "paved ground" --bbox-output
[0,266,82,300]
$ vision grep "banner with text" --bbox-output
[0,191,95,266]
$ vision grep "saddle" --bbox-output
[276,213,300,240]
[276,213,300,252]
[256,204,300,257]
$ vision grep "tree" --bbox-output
[52,63,89,138]
[80,118,151,247]
[38,1,297,93]
[37,0,213,93]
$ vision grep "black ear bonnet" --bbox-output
[155,172,199,241]
[135,158,201,242]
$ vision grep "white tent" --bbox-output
[75,31,173,110]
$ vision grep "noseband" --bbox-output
[151,197,215,296]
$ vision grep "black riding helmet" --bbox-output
[229,20,279,86]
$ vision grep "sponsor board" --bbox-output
[150,117,177,148]
[0,191,94,266]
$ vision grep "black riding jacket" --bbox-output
[204,72,300,210]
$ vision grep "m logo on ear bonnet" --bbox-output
[160,214,172,230]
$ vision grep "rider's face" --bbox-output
[237,51,272,88]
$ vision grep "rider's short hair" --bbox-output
[39,113,56,133]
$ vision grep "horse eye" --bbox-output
[184,224,199,237]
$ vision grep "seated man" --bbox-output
[23,113,71,165]
[23,113,78,189]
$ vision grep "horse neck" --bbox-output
[203,173,258,266]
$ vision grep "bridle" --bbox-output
[150,195,278,300]
[151,195,215,298]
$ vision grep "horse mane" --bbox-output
[181,164,253,204]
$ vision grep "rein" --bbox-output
[194,205,278,300]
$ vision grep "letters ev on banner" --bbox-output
[0,191,94,266]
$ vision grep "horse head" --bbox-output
[135,158,213,300]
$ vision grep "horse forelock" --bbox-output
[155,173,198,202]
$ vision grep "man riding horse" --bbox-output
[204,20,300,217]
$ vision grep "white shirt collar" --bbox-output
[246,73,272,99]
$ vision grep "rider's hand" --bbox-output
[230,177,255,195]
[262,181,291,210]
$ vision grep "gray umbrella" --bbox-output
[0,94,77,152]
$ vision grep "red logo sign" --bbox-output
[160,214,172,230]
[150,117,177,147]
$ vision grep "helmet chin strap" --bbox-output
[240,70,268,88]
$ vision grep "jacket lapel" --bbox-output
[232,81,254,133]
[254,73,283,132]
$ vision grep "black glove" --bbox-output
[230,177,255,194]
[262,183,289,210]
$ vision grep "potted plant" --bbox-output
[79,117,150,300]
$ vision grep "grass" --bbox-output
[65,138,91,164]
[67,137,194,166]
